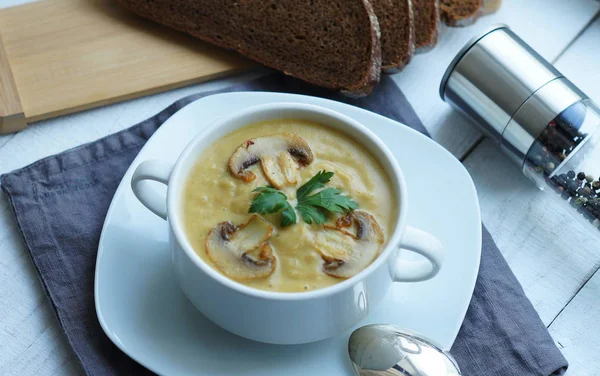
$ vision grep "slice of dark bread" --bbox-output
[412,0,440,53]
[440,0,483,26]
[370,0,415,72]
[117,0,381,96]
[441,0,501,27]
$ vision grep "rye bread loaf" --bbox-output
[117,0,382,96]
[441,0,501,27]
[370,0,415,72]
[412,0,440,53]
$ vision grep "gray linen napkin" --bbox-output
[1,74,567,376]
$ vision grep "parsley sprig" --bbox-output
[248,187,297,227]
[248,171,358,226]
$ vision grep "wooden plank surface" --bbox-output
[0,0,599,375]
[546,16,600,376]
[0,29,26,134]
[0,0,250,123]
[554,14,600,102]
[548,269,600,375]
[463,140,600,324]
[462,15,600,375]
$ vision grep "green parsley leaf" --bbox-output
[248,186,297,226]
[247,171,356,227]
[280,202,297,227]
[249,187,288,214]
[296,170,334,200]
[295,203,328,224]
[298,187,358,213]
[252,186,280,195]
[295,171,358,224]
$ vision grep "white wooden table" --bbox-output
[0,1,599,375]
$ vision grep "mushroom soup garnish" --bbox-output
[315,211,384,279]
[228,133,313,188]
[248,170,357,227]
[205,215,277,280]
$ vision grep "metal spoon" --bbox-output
[348,324,461,376]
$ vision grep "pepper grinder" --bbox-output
[440,24,600,236]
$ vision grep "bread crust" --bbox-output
[414,0,440,54]
[342,0,382,96]
[373,0,416,73]
[118,0,382,96]
[441,0,484,27]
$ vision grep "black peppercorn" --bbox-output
[521,103,600,228]
[568,180,579,191]
[556,178,567,188]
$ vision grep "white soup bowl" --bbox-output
[131,102,444,345]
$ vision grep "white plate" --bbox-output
[95,92,481,375]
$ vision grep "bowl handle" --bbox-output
[393,226,444,282]
[131,160,173,220]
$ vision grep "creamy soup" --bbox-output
[183,119,397,292]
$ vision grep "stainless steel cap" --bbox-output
[440,25,564,143]
[500,77,587,165]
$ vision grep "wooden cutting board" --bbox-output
[0,0,251,134]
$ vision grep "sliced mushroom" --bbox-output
[260,151,299,188]
[243,243,275,267]
[314,211,384,279]
[228,133,313,188]
[205,215,277,280]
